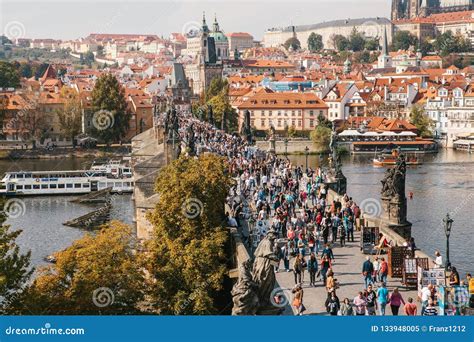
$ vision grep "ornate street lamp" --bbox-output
[443,213,454,271]
[304,146,309,172]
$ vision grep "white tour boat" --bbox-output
[0,161,134,196]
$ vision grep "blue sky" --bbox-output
[1,0,390,40]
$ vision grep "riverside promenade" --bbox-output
[275,230,421,315]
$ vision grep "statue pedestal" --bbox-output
[268,139,276,155]
[380,196,412,239]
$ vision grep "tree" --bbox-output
[14,221,145,315]
[144,154,234,315]
[332,34,350,51]
[391,31,418,51]
[349,28,366,52]
[91,73,131,144]
[19,63,33,78]
[364,38,379,51]
[96,45,105,58]
[288,125,297,138]
[57,89,83,147]
[33,63,49,80]
[207,91,238,132]
[0,199,33,313]
[205,77,228,102]
[409,106,434,138]
[317,113,332,129]
[283,37,301,51]
[310,125,332,151]
[307,33,323,52]
[0,61,20,88]
[17,94,49,149]
[435,31,470,56]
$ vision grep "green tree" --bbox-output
[435,31,470,56]
[349,28,366,52]
[310,125,332,151]
[317,113,332,129]
[15,221,145,315]
[364,38,379,51]
[91,73,131,144]
[409,106,434,138]
[57,89,83,147]
[0,199,33,313]
[307,33,323,52]
[144,154,234,315]
[33,63,49,79]
[205,77,228,102]
[332,34,350,51]
[391,31,418,51]
[19,63,33,78]
[0,61,20,88]
[288,125,297,138]
[283,37,301,51]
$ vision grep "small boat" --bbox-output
[373,149,422,167]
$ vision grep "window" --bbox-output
[41,184,48,189]
[83,183,90,188]
[310,120,314,127]
[33,185,40,190]
[66,184,73,188]
[16,185,23,190]
[74,184,81,188]
[269,110,272,116]
[50,184,57,189]
[25,185,32,190]
[309,110,314,116]
[260,119,265,127]
[58,184,65,189]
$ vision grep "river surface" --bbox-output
[2,151,473,277]
[289,149,474,277]
[0,157,134,268]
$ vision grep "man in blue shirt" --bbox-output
[377,282,389,316]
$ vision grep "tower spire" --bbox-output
[382,26,389,56]
[202,11,209,33]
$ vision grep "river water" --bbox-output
[0,157,134,268]
[2,151,473,276]
[289,149,474,277]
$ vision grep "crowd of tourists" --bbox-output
[170,111,471,317]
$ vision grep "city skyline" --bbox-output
[1,0,390,40]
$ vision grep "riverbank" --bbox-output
[0,146,130,160]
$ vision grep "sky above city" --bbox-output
[1,0,390,40]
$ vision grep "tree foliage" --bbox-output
[307,33,323,52]
[332,34,350,51]
[15,221,145,315]
[391,31,418,51]
[349,28,366,52]
[310,125,332,151]
[0,199,33,314]
[0,61,20,88]
[434,31,470,56]
[409,105,434,138]
[201,78,238,132]
[57,88,83,146]
[91,73,131,144]
[283,37,301,51]
[144,154,233,315]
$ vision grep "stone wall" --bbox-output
[255,139,322,154]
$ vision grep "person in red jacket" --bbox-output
[379,257,389,284]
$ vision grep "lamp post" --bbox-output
[443,213,453,271]
[284,138,288,158]
[304,146,309,172]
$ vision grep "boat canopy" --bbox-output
[338,130,362,136]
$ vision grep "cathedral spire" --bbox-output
[382,26,389,56]
[213,13,220,32]
[202,11,209,33]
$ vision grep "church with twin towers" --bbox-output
[391,0,474,20]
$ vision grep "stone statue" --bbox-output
[186,123,195,155]
[330,121,337,165]
[243,110,252,145]
[231,260,259,315]
[381,154,406,199]
[252,230,280,314]
[221,110,227,132]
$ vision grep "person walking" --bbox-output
[362,256,374,289]
[404,297,417,316]
[377,282,389,316]
[307,252,318,286]
[388,287,405,316]
[373,257,380,283]
[419,284,433,315]
[379,257,388,284]
[353,292,367,316]
[325,290,340,316]
[423,299,438,316]
[340,298,354,316]
[326,269,337,295]
[320,255,331,285]
[292,284,305,316]
[293,254,304,285]
[365,284,377,316]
